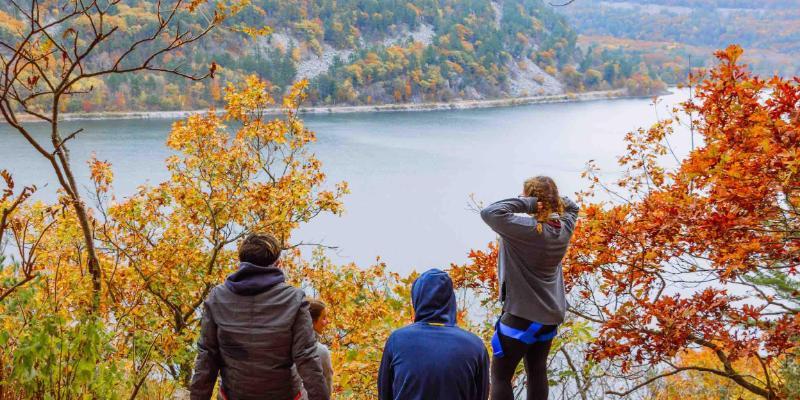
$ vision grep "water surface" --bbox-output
[0,90,692,273]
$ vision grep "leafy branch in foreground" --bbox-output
[0,0,228,312]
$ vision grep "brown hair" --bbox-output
[523,176,563,231]
[238,233,282,267]
[308,299,326,323]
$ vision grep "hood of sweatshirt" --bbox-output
[225,261,286,295]
[411,268,457,326]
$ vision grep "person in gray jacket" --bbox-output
[480,176,579,400]
[189,233,329,400]
[308,299,334,397]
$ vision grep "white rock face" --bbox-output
[296,44,353,81]
[491,1,503,28]
[506,58,563,97]
[409,23,435,46]
[380,23,435,47]
[265,31,296,50]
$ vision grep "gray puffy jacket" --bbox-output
[190,262,329,400]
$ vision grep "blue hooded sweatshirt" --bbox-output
[378,269,490,400]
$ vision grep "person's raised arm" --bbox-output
[480,197,538,239]
[560,197,580,233]
[190,300,220,400]
[377,337,394,400]
[292,300,330,400]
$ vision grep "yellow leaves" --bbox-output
[223,75,274,122]
[284,253,411,398]
[284,79,310,110]
[39,37,54,54]
[655,348,767,400]
[0,70,354,396]
[237,25,272,39]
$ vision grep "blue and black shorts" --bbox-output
[491,313,558,358]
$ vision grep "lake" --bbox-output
[0,89,692,273]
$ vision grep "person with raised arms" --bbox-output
[480,176,580,400]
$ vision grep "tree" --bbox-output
[563,45,799,399]
[0,0,223,313]
[92,76,348,387]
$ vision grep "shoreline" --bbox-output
[11,88,647,123]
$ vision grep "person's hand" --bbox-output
[537,201,544,210]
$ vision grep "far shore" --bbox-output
[9,88,658,123]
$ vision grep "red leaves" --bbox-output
[1,169,14,200]
[588,288,753,370]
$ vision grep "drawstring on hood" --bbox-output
[225,261,286,296]
[411,268,457,326]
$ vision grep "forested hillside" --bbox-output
[557,0,800,77]
[0,0,670,112]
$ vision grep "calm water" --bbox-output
[0,90,692,273]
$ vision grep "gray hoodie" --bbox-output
[480,197,579,325]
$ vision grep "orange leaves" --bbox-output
[449,241,499,301]
[590,289,741,369]
[655,348,771,400]
[1,170,18,202]
[88,156,114,194]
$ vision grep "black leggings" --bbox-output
[490,313,556,400]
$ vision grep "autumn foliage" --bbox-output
[562,45,799,398]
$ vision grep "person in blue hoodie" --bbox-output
[378,269,490,400]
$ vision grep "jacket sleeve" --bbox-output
[319,344,334,397]
[477,345,490,400]
[377,336,394,400]
[560,197,580,233]
[293,299,330,400]
[189,299,220,400]
[480,197,538,239]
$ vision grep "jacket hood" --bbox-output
[411,268,457,326]
[225,261,285,296]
